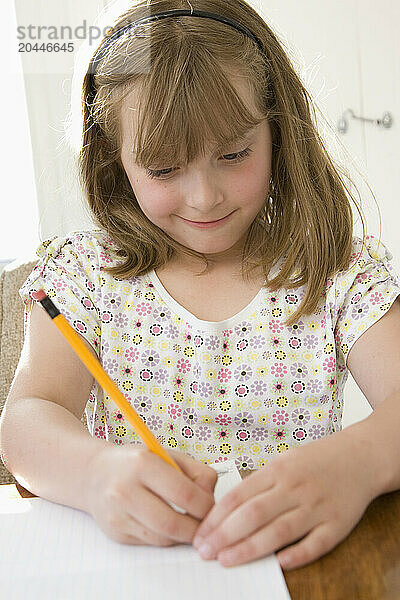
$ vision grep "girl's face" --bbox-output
[119,78,272,271]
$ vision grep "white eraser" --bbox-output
[211,459,238,476]
[167,501,187,515]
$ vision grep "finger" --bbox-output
[217,507,314,568]
[195,487,298,559]
[141,451,216,520]
[276,522,336,571]
[194,469,275,541]
[169,449,218,495]
[97,489,180,547]
[123,485,197,544]
[105,511,178,547]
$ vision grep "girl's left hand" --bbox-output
[192,430,377,570]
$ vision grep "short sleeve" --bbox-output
[18,231,102,358]
[332,234,400,370]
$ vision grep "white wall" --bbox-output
[1,0,39,260]
[12,0,399,427]
[13,0,106,243]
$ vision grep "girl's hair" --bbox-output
[78,0,371,327]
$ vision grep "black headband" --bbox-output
[85,9,266,109]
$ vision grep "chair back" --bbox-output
[0,260,38,483]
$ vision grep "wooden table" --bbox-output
[1,478,400,599]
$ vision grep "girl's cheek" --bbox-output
[151,195,181,219]
[142,194,179,221]
[124,172,181,219]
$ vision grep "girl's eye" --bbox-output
[145,147,253,180]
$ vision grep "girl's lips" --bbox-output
[179,211,235,229]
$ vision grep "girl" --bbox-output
[2,0,400,573]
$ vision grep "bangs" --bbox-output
[123,50,266,169]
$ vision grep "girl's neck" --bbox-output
[159,255,264,283]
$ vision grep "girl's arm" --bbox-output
[344,296,400,496]
[0,301,108,512]
[0,396,108,512]
[341,390,400,497]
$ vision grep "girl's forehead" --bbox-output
[119,73,263,140]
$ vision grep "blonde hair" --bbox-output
[78,0,371,327]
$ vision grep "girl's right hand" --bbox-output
[85,445,218,547]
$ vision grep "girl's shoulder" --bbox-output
[335,233,395,283]
[35,228,122,270]
[350,233,393,264]
[327,232,399,309]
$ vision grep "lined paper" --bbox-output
[0,460,291,599]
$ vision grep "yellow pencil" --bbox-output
[32,289,183,474]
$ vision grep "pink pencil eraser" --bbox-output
[32,289,46,301]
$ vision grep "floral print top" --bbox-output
[19,229,400,471]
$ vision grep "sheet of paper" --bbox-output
[0,460,291,599]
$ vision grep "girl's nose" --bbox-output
[182,172,224,214]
